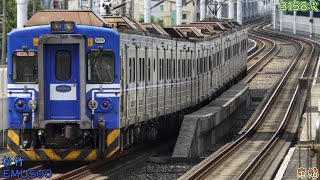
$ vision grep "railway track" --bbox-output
[247,35,275,71]
[180,25,318,179]
[49,141,174,180]
[243,35,278,82]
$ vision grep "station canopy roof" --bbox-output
[24,10,109,27]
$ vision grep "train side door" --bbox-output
[44,44,80,120]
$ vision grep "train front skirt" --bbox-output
[7,129,120,161]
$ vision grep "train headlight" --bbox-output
[64,23,74,32]
[88,100,98,110]
[52,22,61,32]
[100,98,113,112]
[28,99,38,110]
[14,98,27,111]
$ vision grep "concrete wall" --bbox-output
[172,83,249,157]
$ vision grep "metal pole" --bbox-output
[273,0,276,29]
[88,0,92,9]
[228,0,234,19]
[120,0,125,16]
[16,0,28,29]
[279,7,283,31]
[100,0,106,15]
[144,0,151,23]
[293,3,296,34]
[1,0,6,65]
[176,0,182,25]
[131,0,134,19]
[310,0,313,38]
[217,0,222,18]
[200,0,205,21]
[237,0,242,24]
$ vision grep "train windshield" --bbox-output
[88,50,115,83]
[12,51,38,83]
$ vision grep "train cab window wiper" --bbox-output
[12,51,38,83]
[88,49,115,84]
[92,49,103,83]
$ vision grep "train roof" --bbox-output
[25,10,109,27]
[24,10,244,41]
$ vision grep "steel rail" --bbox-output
[247,36,266,61]
[237,28,316,180]
[247,34,276,74]
[182,25,307,180]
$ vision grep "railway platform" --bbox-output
[275,83,320,179]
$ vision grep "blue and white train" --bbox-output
[6,11,247,161]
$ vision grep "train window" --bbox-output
[224,48,228,61]
[162,59,164,80]
[139,58,142,81]
[213,54,216,68]
[197,58,199,75]
[209,56,212,71]
[188,60,191,77]
[187,59,190,77]
[12,51,38,83]
[56,51,71,81]
[203,57,205,73]
[168,59,171,80]
[178,59,181,78]
[159,59,162,80]
[182,59,185,78]
[203,57,207,73]
[148,58,151,81]
[199,58,201,74]
[241,41,243,51]
[167,58,169,79]
[142,58,145,81]
[88,50,115,83]
[173,59,176,79]
[246,39,248,49]
[204,57,207,72]
[133,58,135,82]
[184,59,187,78]
[129,58,132,82]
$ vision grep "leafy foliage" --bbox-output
[139,15,165,27]
[0,0,42,52]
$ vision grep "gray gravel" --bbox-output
[249,74,280,89]
[119,162,198,180]
[275,44,297,58]
[262,58,292,73]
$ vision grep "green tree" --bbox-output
[0,0,42,53]
[139,15,165,27]
[28,0,42,19]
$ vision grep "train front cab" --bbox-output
[7,21,121,161]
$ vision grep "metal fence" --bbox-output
[280,15,320,38]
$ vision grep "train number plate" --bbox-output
[95,38,105,44]
[16,51,36,57]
